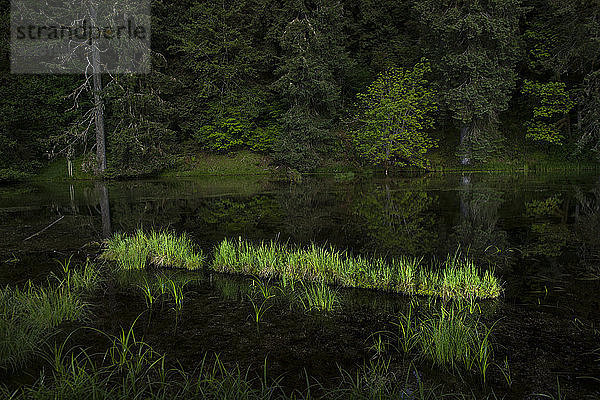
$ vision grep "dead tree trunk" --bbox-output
[89,1,107,174]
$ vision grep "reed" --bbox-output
[136,274,191,315]
[138,279,157,309]
[167,277,189,312]
[55,257,101,292]
[0,281,86,370]
[103,230,205,271]
[299,282,339,312]
[394,302,496,380]
[246,279,277,330]
[212,238,502,300]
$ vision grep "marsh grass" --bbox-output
[135,274,191,317]
[103,230,205,271]
[1,324,290,399]
[167,276,190,313]
[0,280,87,370]
[54,257,101,293]
[367,333,391,359]
[138,279,158,309]
[1,315,517,400]
[246,279,277,330]
[213,238,502,300]
[299,282,339,312]
[2,319,477,400]
[394,302,496,381]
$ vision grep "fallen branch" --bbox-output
[23,215,65,241]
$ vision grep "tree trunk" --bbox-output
[89,2,106,174]
[92,72,106,174]
[460,124,471,165]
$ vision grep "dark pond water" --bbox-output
[1,172,599,397]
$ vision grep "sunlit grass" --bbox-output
[212,238,502,300]
[54,257,102,293]
[299,282,339,312]
[0,280,88,370]
[103,230,205,270]
[137,274,191,315]
[394,302,495,381]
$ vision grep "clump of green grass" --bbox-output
[394,302,495,381]
[299,282,339,312]
[418,252,502,300]
[0,280,87,370]
[136,274,191,315]
[212,238,502,300]
[0,259,96,370]
[103,230,205,271]
[54,257,102,293]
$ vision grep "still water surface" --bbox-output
[1,172,599,396]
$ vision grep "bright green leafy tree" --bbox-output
[521,80,574,144]
[352,62,437,173]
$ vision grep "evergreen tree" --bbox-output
[414,0,523,164]
[271,0,353,171]
[171,0,275,153]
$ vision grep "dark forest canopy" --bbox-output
[1,0,599,177]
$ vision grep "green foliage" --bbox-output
[103,230,205,271]
[172,0,260,101]
[395,303,495,380]
[271,0,353,171]
[352,63,437,170]
[3,0,600,175]
[521,80,574,144]
[212,237,502,300]
[414,0,522,163]
[0,74,81,174]
[194,116,279,154]
[103,74,178,176]
[195,119,246,153]
[0,260,93,370]
[0,168,30,182]
[171,0,278,155]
